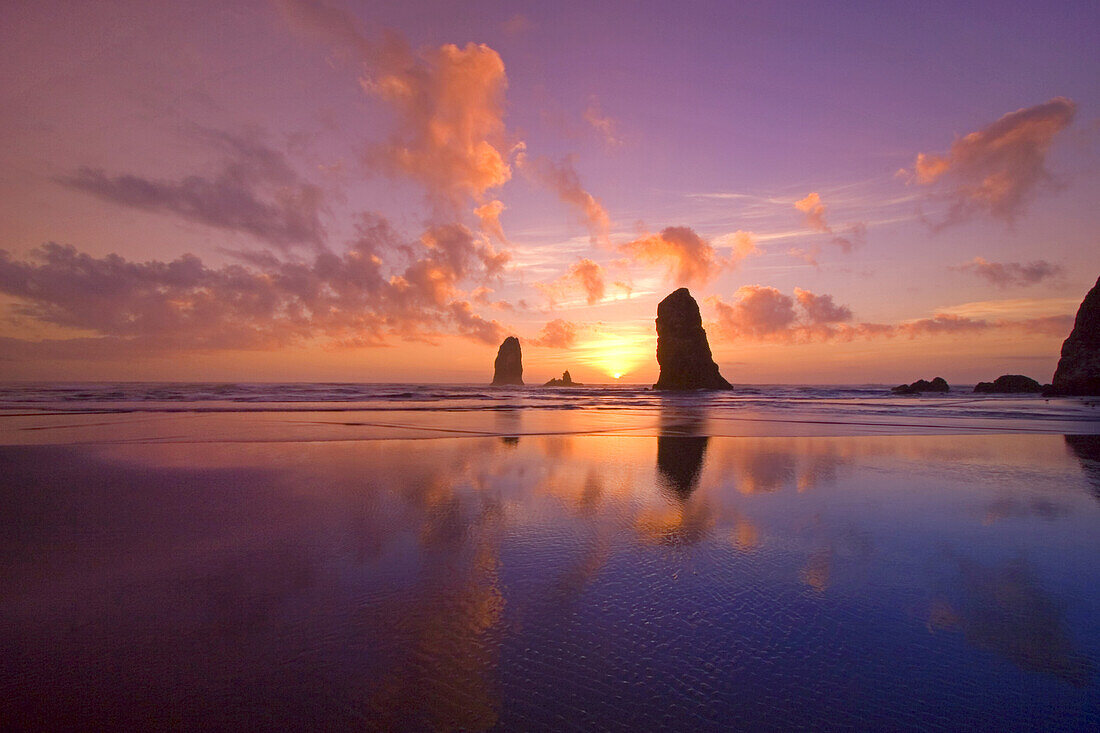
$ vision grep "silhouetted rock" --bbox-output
[891,377,949,395]
[652,288,733,390]
[1051,276,1100,396]
[973,374,1044,393]
[491,336,523,385]
[543,370,583,387]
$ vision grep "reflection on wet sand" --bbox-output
[1065,434,1100,499]
[1,432,1099,729]
[930,557,1095,686]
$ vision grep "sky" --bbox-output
[0,0,1098,384]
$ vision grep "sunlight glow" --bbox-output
[572,330,652,380]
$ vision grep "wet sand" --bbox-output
[1,406,1099,730]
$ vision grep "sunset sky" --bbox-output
[1,0,1097,384]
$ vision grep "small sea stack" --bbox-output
[491,336,524,386]
[891,377,949,395]
[652,288,733,390]
[973,375,1044,394]
[1050,275,1100,396]
[544,370,582,387]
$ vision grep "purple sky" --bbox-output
[0,0,1097,383]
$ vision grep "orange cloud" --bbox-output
[517,153,610,244]
[795,192,829,232]
[530,319,578,348]
[537,258,606,306]
[277,1,515,214]
[620,226,723,286]
[907,97,1076,224]
[365,41,513,213]
[474,200,507,244]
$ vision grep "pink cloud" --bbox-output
[583,97,621,148]
[60,130,326,250]
[537,258,606,306]
[907,97,1076,224]
[530,319,578,348]
[710,286,1072,344]
[952,257,1062,287]
[517,153,610,244]
[0,218,509,355]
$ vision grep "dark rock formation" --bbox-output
[652,288,733,390]
[491,336,523,385]
[973,374,1044,394]
[543,370,582,387]
[1051,276,1100,396]
[891,377,949,395]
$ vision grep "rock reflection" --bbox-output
[930,557,1095,686]
[1065,434,1100,500]
[655,397,710,499]
[637,400,718,545]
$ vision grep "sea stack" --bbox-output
[1051,276,1100,396]
[491,336,524,386]
[652,288,733,390]
[543,371,582,387]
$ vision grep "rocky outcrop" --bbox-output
[491,336,523,385]
[1051,276,1100,396]
[973,375,1044,394]
[652,288,733,390]
[543,370,582,387]
[891,377,949,395]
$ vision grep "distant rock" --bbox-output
[973,374,1044,394]
[652,288,733,390]
[1051,276,1100,396]
[491,336,523,386]
[543,370,582,387]
[891,377,949,395]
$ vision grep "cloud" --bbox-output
[517,153,610,243]
[0,218,509,355]
[277,0,514,214]
[906,97,1076,224]
[794,288,852,324]
[501,13,532,35]
[952,257,1062,287]
[710,286,1072,343]
[474,200,507,244]
[60,130,326,250]
[620,226,723,286]
[794,192,829,233]
[583,98,621,148]
[531,319,578,348]
[710,286,799,339]
[537,258,606,306]
[792,192,866,259]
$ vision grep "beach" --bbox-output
[1,384,1099,729]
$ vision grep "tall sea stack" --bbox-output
[1051,275,1100,396]
[652,288,733,390]
[491,336,524,386]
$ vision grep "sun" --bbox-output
[613,372,623,379]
